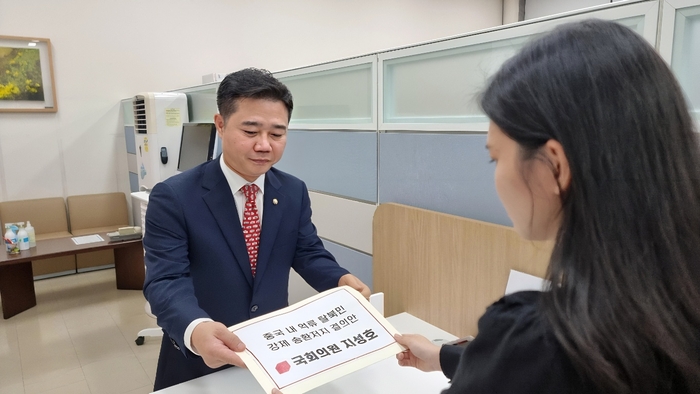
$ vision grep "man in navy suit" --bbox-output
[143,68,370,390]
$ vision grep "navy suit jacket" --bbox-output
[143,159,349,389]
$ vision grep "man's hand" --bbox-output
[191,321,247,369]
[338,274,370,299]
[394,334,442,372]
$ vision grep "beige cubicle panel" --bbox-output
[373,203,552,338]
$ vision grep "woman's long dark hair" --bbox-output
[480,20,700,393]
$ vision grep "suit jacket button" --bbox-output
[251,305,259,313]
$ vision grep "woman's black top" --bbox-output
[438,291,595,394]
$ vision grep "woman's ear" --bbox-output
[544,139,571,195]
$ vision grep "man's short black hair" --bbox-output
[216,68,293,123]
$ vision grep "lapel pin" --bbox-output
[272,198,278,205]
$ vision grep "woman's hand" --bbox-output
[394,333,442,372]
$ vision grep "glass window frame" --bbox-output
[274,55,378,131]
[378,1,659,132]
[658,0,700,124]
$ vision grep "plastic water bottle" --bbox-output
[18,225,29,251]
[4,227,17,253]
[25,220,36,248]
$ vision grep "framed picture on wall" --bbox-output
[0,35,57,113]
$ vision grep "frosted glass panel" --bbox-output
[124,126,136,155]
[187,88,218,123]
[279,64,373,124]
[121,99,134,125]
[128,172,139,193]
[671,6,700,118]
[383,36,529,124]
[383,15,646,126]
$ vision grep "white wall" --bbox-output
[0,0,502,202]
[525,0,633,20]
[503,0,523,23]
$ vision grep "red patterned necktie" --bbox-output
[241,184,261,277]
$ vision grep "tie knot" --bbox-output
[241,184,259,200]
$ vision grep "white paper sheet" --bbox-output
[71,234,104,245]
[504,269,549,295]
[229,286,404,394]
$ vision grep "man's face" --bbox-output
[214,98,289,182]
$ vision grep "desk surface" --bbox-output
[0,232,142,266]
[154,312,457,394]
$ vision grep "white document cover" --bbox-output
[504,269,549,296]
[229,286,404,394]
[71,234,104,245]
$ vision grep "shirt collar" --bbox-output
[219,156,265,195]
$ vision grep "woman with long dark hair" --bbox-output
[394,19,700,393]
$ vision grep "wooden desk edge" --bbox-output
[1,233,143,266]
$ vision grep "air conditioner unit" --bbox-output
[132,92,189,191]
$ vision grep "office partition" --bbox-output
[378,0,659,132]
[377,133,509,226]
[659,0,700,122]
[276,56,377,130]
[276,130,377,203]
[122,0,693,301]
[271,57,379,280]
[373,203,552,336]
[184,87,218,123]
[121,99,138,193]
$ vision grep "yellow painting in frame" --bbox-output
[0,35,57,113]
